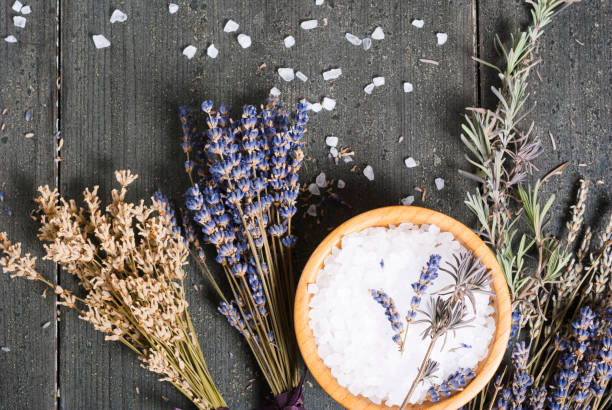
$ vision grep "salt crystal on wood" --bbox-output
[13,16,26,28]
[362,37,372,50]
[316,172,327,188]
[321,97,336,111]
[345,33,362,46]
[323,68,342,81]
[110,9,128,24]
[364,83,375,94]
[325,136,338,147]
[308,183,321,196]
[401,195,415,206]
[237,34,251,48]
[296,71,308,82]
[315,0,324,5]
[343,156,353,163]
[372,76,385,87]
[224,19,239,33]
[337,179,346,189]
[363,165,374,181]
[412,19,424,28]
[168,3,179,14]
[20,5,31,14]
[92,34,111,49]
[4,35,17,43]
[182,45,197,59]
[404,157,417,168]
[436,33,448,45]
[435,177,445,190]
[403,82,413,93]
[284,35,295,48]
[371,26,384,40]
[307,204,317,216]
[330,147,338,157]
[300,20,318,30]
[310,103,322,112]
[207,44,218,58]
[278,68,295,82]
[270,87,281,96]
[12,1,22,12]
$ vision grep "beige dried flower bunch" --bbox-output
[0,170,227,410]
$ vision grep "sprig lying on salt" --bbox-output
[224,19,239,33]
[284,35,295,48]
[110,9,127,24]
[92,34,111,49]
[182,45,197,59]
[300,20,318,30]
[308,224,495,405]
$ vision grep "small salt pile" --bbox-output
[308,224,496,405]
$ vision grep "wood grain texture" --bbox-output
[0,0,58,408]
[295,206,510,410]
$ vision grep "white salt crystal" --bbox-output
[401,195,415,206]
[307,204,317,216]
[269,87,281,96]
[4,35,17,43]
[13,16,26,28]
[296,71,308,82]
[322,68,342,81]
[404,157,417,168]
[345,33,362,46]
[363,165,374,181]
[168,3,179,14]
[372,76,385,87]
[315,0,324,5]
[182,45,197,59]
[325,136,338,147]
[436,32,448,45]
[403,82,414,93]
[343,156,353,163]
[316,172,327,188]
[284,35,295,48]
[110,9,127,24]
[237,34,251,48]
[300,20,318,30]
[364,83,375,94]
[308,183,321,196]
[321,97,336,111]
[412,19,424,28]
[308,284,319,294]
[278,68,295,82]
[337,179,346,189]
[224,19,239,33]
[310,103,322,112]
[207,44,218,58]
[330,147,338,157]
[12,1,22,12]
[371,26,384,40]
[92,34,111,49]
[435,177,445,190]
[362,37,372,50]
[20,5,31,14]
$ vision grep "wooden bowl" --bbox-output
[294,206,511,410]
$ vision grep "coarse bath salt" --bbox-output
[308,223,496,406]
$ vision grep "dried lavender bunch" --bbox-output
[0,171,226,410]
[179,95,308,406]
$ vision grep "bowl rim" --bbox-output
[294,206,511,410]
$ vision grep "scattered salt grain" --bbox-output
[13,16,26,28]
[322,68,342,81]
[42,321,51,329]
[364,83,375,94]
[207,44,218,58]
[435,177,445,190]
[237,34,252,48]
[182,45,197,59]
[412,19,424,28]
[330,147,338,157]
[403,82,413,93]
[20,5,31,14]
[325,136,338,147]
[371,26,384,40]
[12,1,22,12]
[278,68,295,82]
[4,35,17,43]
[404,157,417,168]
[306,204,317,217]
[401,195,415,206]
[316,172,327,188]
[363,165,374,181]
[321,97,336,111]
[284,35,295,48]
[345,33,362,46]
[337,179,346,189]
[269,87,281,96]
[436,33,448,45]
[308,183,321,196]
[310,103,322,112]
[315,0,324,5]
[224,19,239,33]
[343,156,353,163]
[110,9,128,24]
[372,76,385,87]
[92,34,111,49]
[296,71,308,82]
[168,3,179,14]
[1,347,10,353]
[362,37,372,50]
[300,20,318,30]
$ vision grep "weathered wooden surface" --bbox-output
[0,0,609,409]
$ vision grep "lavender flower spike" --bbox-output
[369,289,404,345]
[406,254,442,323]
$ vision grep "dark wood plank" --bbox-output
[0,0,58,408]
[477,1,611,233]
